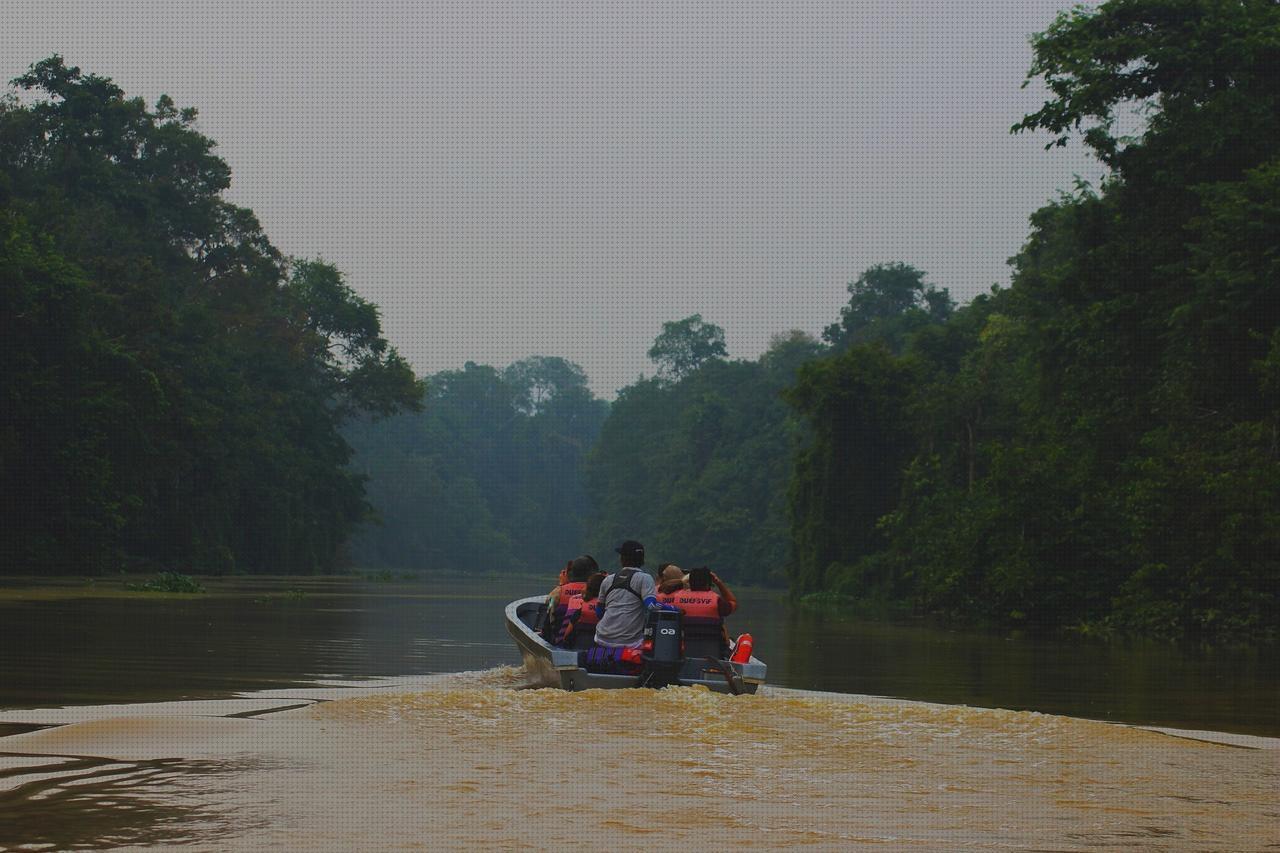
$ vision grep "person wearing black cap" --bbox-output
[592,540,669,649]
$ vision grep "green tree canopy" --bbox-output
[647,314,728,381]
[584,345,813,586]
[1013,0,1280,172]
[502,355,590,415]
[822,263,953,353]
[0,57,421,575]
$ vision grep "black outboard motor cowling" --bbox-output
[639,608,684,688]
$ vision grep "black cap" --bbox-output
[614,540,644,556]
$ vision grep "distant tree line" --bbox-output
[343,357,607,574]
[345,314,816,586]
[1,57,420,575]
[582,320,822,586]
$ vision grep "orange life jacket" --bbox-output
[551,581,586,618]
[557,580,587,598]
[553,591,602,646]
[661,589,728,655]
[576,596,600,628]
[663,589,722,623]
[545,581,587,642]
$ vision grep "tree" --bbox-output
[286,259,422,418]
[762,330,826,376]
[0,210,156,572]
[502,355,590,415]
[779,0,1280,637]
[822,263,953,352]
[0,57,421,575]
[647,314,728,381]
[1012,0,1280,174]
[784,346,916,595]
[878,0,1280,634]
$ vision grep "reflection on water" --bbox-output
[0,670,1275,851]
[762,606,1280,737]
[3,576,1275,737]
[0,577,517,708]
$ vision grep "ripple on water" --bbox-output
[0,753,261,850]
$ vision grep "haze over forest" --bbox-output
[3,0,1098,396]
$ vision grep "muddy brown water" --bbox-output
[0,576,1277,850]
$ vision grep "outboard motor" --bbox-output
[639,608,684,688]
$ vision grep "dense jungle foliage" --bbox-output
[344,321,812,584]
[343,357,608,574]
[786,0,1280,639]
[0,58,421,575]
[582,324,823,586]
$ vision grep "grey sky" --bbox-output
[6,1,1099,396]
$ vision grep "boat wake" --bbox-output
[1,676,1276,851]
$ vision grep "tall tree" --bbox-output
[502,356,590,415]
[785,344,918,595]
[822,262,953,353]
[647,314,728,381]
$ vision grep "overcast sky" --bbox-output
[6,1,1100,396]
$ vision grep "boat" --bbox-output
[505,596,767,694]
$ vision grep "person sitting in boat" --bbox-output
[551,571,605,648]
[542,555,598,642]
[584,540,678,671]
[656,563,688,596]
[657,566,738,658]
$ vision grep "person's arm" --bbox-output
[711,572,737,616]
[595,578,611,618]
[640,573,677,611]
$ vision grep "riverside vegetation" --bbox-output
[3,0,1277,640]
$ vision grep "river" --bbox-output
[0,576,1276,850]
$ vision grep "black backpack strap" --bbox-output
[609,569,642,603]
